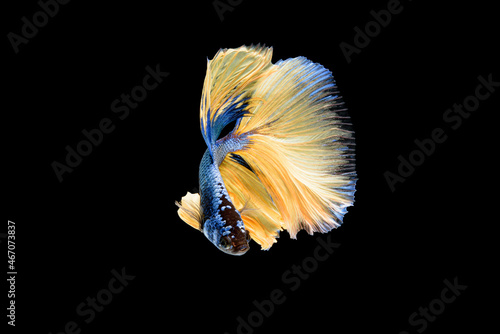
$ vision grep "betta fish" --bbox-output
[176,45,356,255]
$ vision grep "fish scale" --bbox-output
[198,139,248,254]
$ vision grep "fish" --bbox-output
[176,45,357,255]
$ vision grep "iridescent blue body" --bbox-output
[199,134,251,255]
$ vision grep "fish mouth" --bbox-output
[218,242,250,256]
[232,243,250,255]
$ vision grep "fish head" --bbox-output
[202,213,251,256]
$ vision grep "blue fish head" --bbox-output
[202,213,250,256]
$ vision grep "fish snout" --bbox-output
[232,243,250,255]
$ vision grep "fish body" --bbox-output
[198,136,251,255]
[176,45,357,255]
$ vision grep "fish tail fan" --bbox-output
[233,57,357,238]
[175,192,203,230]
[200,45,275,156]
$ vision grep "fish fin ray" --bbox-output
[219,156,283,250]
[176,192,203,230]
[200,45,275,156]
[234,56,357,238]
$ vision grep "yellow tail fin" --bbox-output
[232,56,356,239]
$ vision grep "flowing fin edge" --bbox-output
[176,192,203,231]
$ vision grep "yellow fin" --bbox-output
[200,45,275,145]
[175,192,202,230]
[220,156,282,250]
[234,57,356,238]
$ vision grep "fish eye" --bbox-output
[220,236,232,249]
[245,230,251,242]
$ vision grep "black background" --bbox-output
[4,0,497,333]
